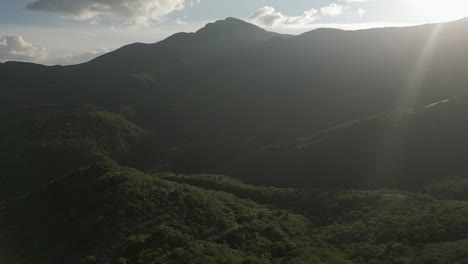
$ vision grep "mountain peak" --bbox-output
[222,17,254,26]
[196,17,268,35]
[88,17,280,67]
[223,17,249,23]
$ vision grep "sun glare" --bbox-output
[416,0,468,21]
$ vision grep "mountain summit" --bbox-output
[88,18,284,70]
[195,17,278,39]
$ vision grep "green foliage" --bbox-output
[154,174,468,262]
[1,105,146,156]
[422,178,468,200]
[4,161,468,263]
[318,190,468,263]
[157,173,325,217]
[418,240,468,264]
[0,161,344,264]
[0,105,153,200]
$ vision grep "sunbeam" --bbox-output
[371,23,445,186]
[398,23,444,108]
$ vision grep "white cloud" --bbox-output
[47,49,112,65]
[0,20,205,65]
[0,35,49,63]
[0,35,112,65]
[358,8,366,17]
[249,4,358,28]
[320,4,350,17]
[26,0,196,26]
[249,6,319,28]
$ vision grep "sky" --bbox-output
[1,0,468,65]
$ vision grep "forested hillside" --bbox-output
[0,105,161,201]
[2,17,468,263]
[2,161,468,263]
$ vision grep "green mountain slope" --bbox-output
[0,105,159,200]
[0,161,349,264]
[3,161,468,263]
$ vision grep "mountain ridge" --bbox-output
[3,17,468,67]
[65,16,468,67]
[2,16,468,193]
[87,17,284,70]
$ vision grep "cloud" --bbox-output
[26,0,196,26]
[0,35,112,65]
[0,35,48,62]
[249,6,319,28]
[358,8,366,17]
[249,3,361,28]
[320,4,350,17]
[47,49,112,65]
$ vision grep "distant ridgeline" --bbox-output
[2,17,468,263]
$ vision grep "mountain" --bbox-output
[221,96,468,189]
[2,17,468,193]
[86,17,285,75]
[0,105,162,201]
[90,18,284,66]
[4,17,468,263]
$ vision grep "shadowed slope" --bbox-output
[222,97,468,189]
